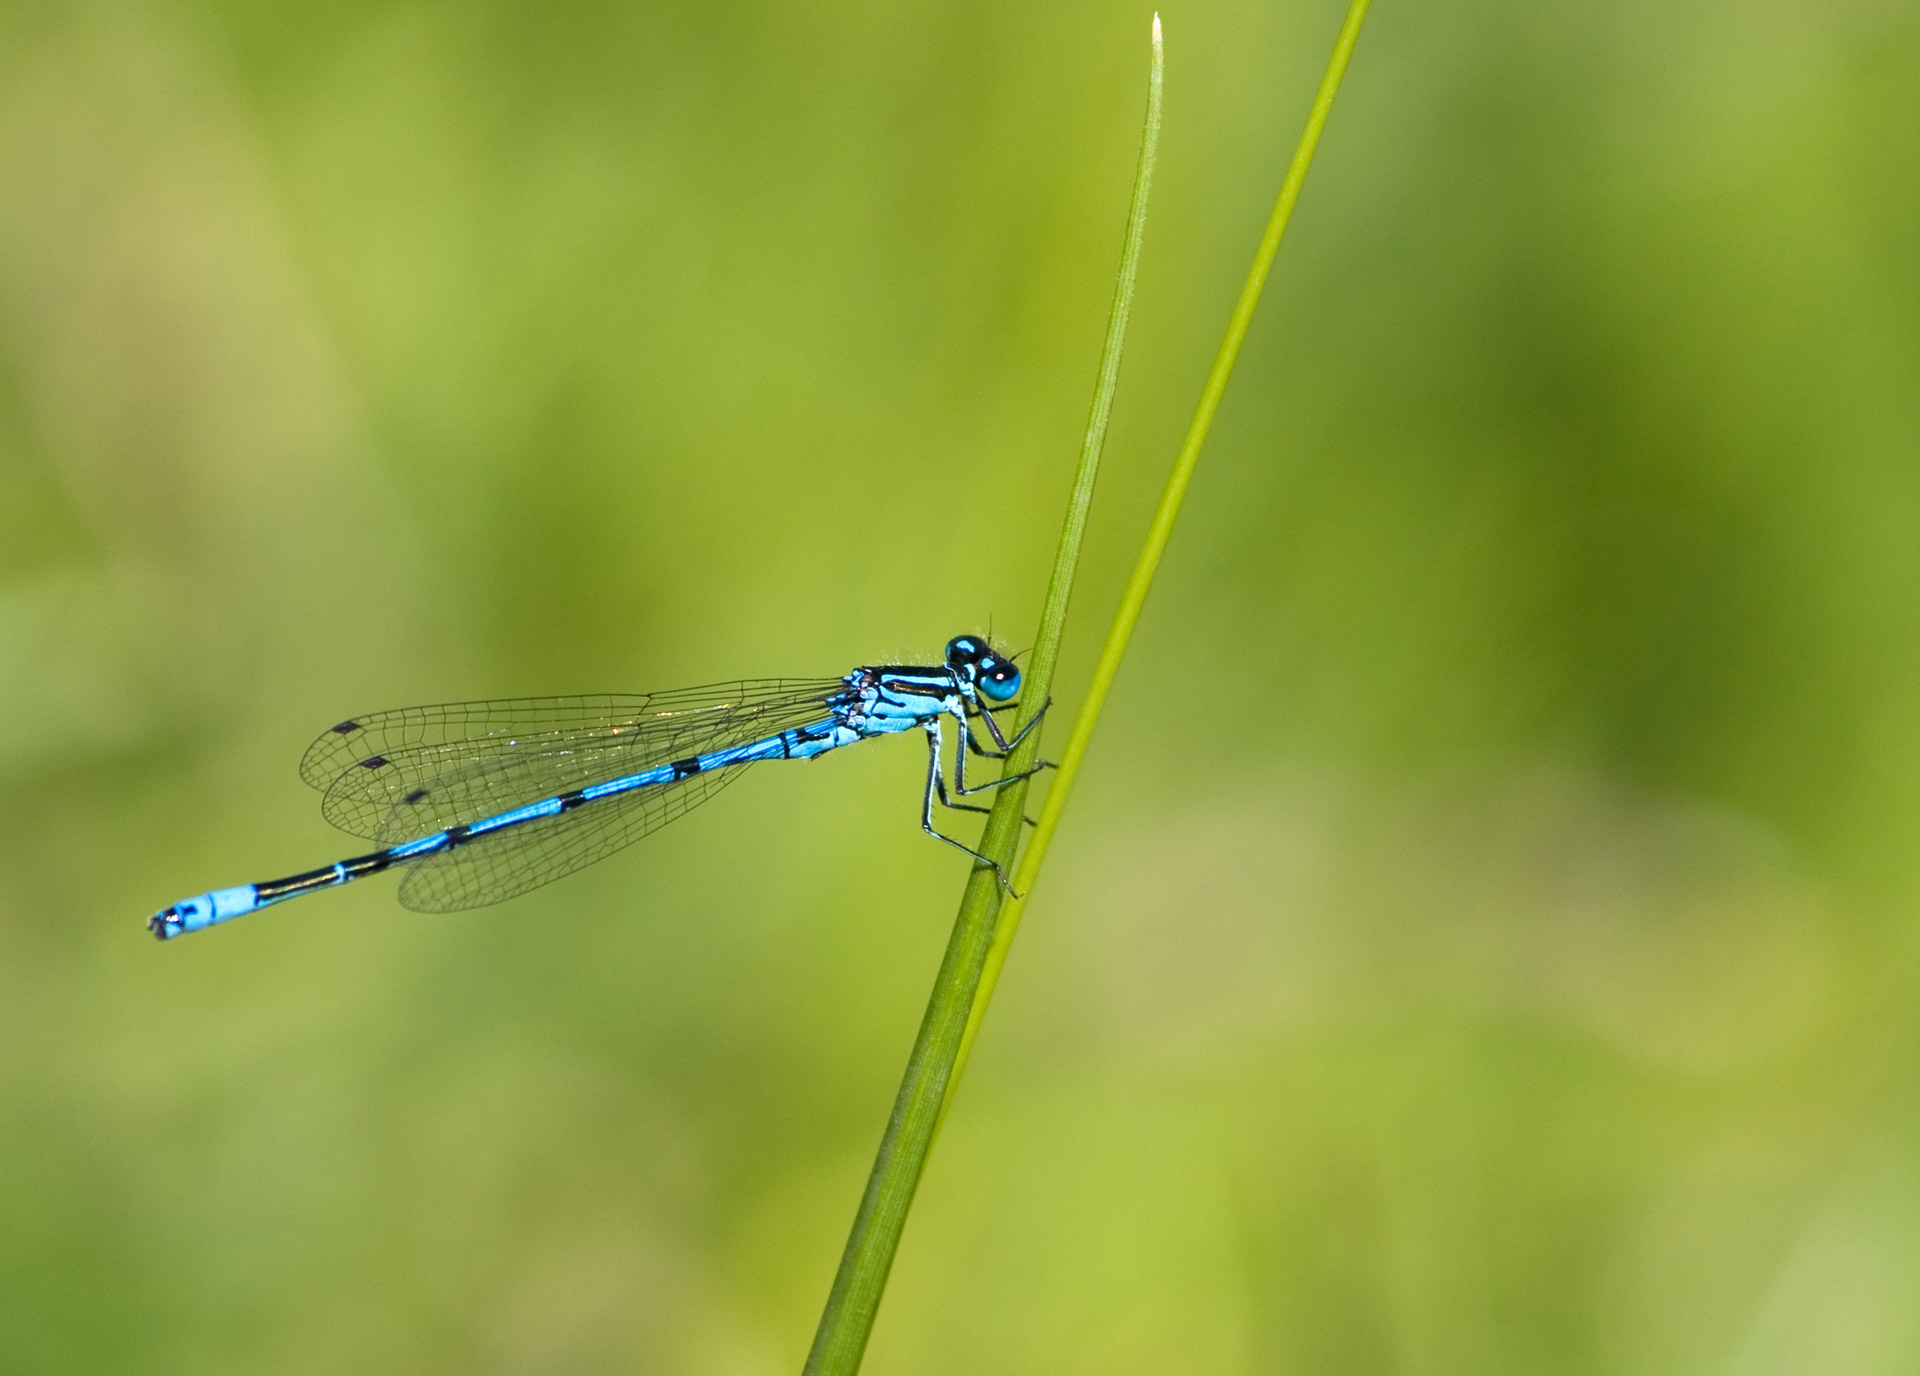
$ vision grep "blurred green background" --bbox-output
[4,0,1919,1370]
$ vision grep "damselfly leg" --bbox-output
[919,716,1049,891]
[919,721,1017,889]
[966,697,1051,755]
[953,699,1053,814]
[934,762,1044,823]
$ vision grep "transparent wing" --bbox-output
[299,679,847,841]
[396,767,747,913]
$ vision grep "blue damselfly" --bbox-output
[148,635,1044,939]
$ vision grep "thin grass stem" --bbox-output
[943,0,1372,1114]
[801,18,1164,1376]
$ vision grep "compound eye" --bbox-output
[945,635,986,669]
[977,659,1021,702]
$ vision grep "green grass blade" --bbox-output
[944,0,1373,1113]
[801,18,1164,1375]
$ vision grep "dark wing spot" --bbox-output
[359,755,391,770]
[403,787,428,805]
[331,720,361,734]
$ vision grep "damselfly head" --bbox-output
[946,634,1021,702]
